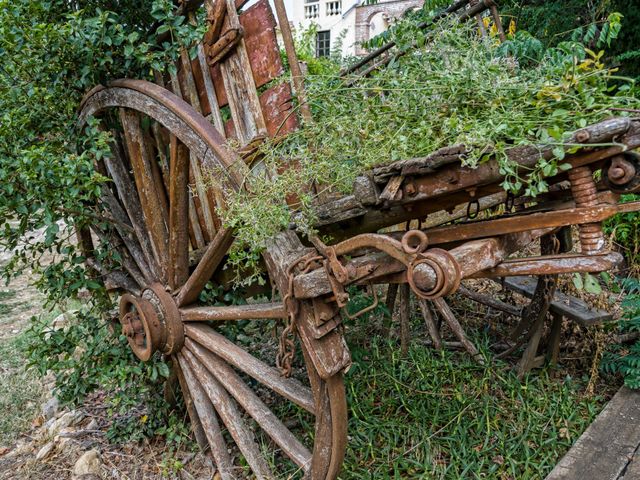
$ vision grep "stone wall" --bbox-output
[354,0,424,54]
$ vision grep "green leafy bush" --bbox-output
[605,194,640,267]
[602,279,640,389]
[25,302,191,446]
[0,0,202,445]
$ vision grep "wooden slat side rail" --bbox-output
[545,387,640,480]
[502,276,613,326]
[215,0,267,145]
[206,0,283,109]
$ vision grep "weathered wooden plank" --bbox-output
[167,70,219,246]
[545,387,640,480]
[153,71,201,251]
[179,48,204,113]
[172,358,208,451]
[177,354,236,480]
[263,231,352,379]
[177,48,222,240]
[143,129,170,226]
[195,42,225,133]
[103,136,161,281]
[297,195,366,227]
[503,276,613,326]
[119,109,170,280]
[150,122,170,189]
[419,299,442,350]
[190,159,218,240]
[207,0,283,108]
[99,186,153,286]
[216,0,267,145]
[373,144,468,182]
[259,82,298,138]
[262,230,349,480]
[187,166,209,247]
[432,297,482,363]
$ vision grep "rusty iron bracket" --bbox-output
[207,27,243,66]
[313,230,462,301]
[342,283,379,320]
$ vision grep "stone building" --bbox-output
[288,0,424,57]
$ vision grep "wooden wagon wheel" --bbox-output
[78,79,348,479]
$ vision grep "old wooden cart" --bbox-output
[77,0,640,477]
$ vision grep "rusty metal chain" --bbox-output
[277,252,322,377]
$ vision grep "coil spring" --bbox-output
[568,166,605,254]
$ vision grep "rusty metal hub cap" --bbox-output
[118,283,184,361]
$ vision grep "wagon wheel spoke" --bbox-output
[177,355,238,479]
[119,108,170,282]
[168,136,190,290]
[180,349,276,479]
[102,132,162,281]
[185,324,315,413]
[184,339,313,468]
[180,303,287,322]
[98,186,153,285]
[176,227,234,307]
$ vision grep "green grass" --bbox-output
[0,333,45,446]
[0,289,17,316]
[339,338,603,479]
[265,331,603,479]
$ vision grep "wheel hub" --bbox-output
[118,283,184,361]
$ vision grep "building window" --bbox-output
[326,0,341,16]
[316,30,331,58]
[304,2,319,19]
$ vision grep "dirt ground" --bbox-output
[0,238,215,480]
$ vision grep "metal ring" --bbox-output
[401,230,429,255]
[427,248,462,297]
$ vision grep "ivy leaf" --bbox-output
[584,273,602,295]
[572,273,584,290]
[157,362,170,378]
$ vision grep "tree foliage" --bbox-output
[501,0,640,78]
[0,0,200,444]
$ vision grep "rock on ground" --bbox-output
[41,396,59,420]
[72,449,102,478]
[35,441,55,461]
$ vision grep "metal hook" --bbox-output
[467,199,480,219]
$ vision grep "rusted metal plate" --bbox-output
[223,82,299,140]
[241,0,283,87]
[261,83,298,138]
[205,0,283,109]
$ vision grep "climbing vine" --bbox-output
[222,15,638,282]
